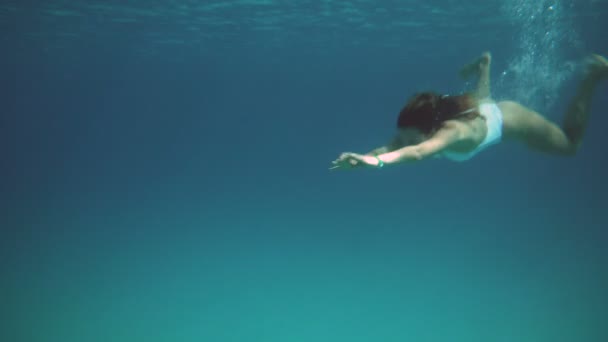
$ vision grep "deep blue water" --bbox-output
[3,1,608,341]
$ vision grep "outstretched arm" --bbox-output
[376,127,459,165]
[330,127,461,170]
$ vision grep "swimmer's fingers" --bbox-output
[330,153,362,170]
[329,159,351,170]
[330,153,353,170]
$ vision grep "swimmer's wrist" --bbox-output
[372,154,385,168]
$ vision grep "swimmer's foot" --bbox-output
[584,54,608,82]
[459,51,491,79]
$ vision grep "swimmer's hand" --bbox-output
[329,152,379,170]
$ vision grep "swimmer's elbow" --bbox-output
[415,139,448,160]
[411,146,425,160]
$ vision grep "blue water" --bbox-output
[3,1,608,341]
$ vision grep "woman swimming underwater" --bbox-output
[330,52,608,170]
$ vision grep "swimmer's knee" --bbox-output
[562,141,580,156]
[557,144,578,157]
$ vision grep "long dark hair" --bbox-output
[396,92,480,135]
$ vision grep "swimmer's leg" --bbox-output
[500,54,608,155]
[459,52,492,100]
[561,54,608,148]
